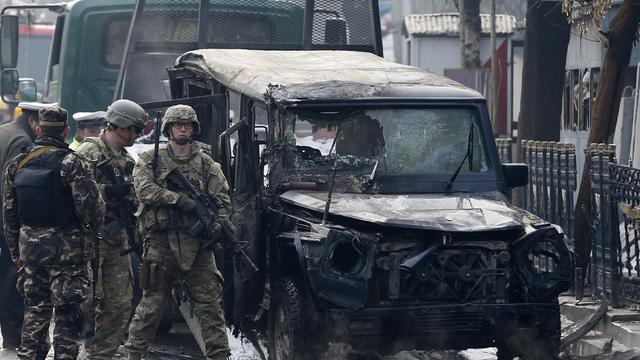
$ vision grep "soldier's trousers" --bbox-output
[87,241,132,359]
[16,264,88,360]
[125,234,229,360]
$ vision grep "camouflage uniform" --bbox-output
[3,106,105,360]
[126,106,230,360]
[75,133,136,359]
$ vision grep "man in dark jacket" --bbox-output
[0,102,46,350]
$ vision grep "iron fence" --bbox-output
[495,138,512,163]
[519,140,577,244]
[503,138,640,305]
[599,150,640,304]
[585,144,623,305]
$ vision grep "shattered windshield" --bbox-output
[283,108,489,175]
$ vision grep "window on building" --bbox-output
[563,68,599,131]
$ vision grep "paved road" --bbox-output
[0,323,497,360]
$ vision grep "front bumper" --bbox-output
[325,302,560,352]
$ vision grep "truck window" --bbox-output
[284,108,489,175]
[102,15,132,68]
[43,15,64,101]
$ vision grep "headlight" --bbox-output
[328,238,365,275]
[513,227,573,301]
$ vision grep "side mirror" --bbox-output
[0,14,19,69]
[503,163,528,188]
[17,78,37,101]
[254,124,269,145]
[1,69,18,96]
[325,18,347,45]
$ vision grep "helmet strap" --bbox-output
[113,127,131,146]
[172,136,190,145]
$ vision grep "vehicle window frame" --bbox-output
[279,105,492,177]
[100,14,131,69]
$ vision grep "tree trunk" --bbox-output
[517,0,570,142]
[458,0,481,68]
[573,0,640,272]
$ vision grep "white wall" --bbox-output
[566,25,602,69]
[409,36,508,75]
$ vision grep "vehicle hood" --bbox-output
[279,190,538,232]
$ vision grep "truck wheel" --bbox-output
[267,277,312,360]
[496,347,515,360]
[503,335,559,360]
[156,317,173,336]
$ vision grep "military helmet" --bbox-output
[106,99,147,130]
[161,104,200,137]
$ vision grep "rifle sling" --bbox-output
[16,146,56,170]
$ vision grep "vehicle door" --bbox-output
[219,93,267,324]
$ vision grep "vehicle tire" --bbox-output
[156,317,173,336]
[267,277,314,360]
[504,333,559,360]
[496,346,515,360]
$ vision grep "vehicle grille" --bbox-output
[414,310,484,333]
[374,245,510,303]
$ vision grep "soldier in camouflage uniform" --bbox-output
[3,106,105,360]
[75,99,147,359]
[125,105,230,360]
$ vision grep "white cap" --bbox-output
[17,101,57,113]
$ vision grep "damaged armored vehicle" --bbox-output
[164,49,573,360]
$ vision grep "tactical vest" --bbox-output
[13,147,78,227]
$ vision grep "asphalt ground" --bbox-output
[0,323,498,359]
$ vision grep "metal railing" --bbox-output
[502,138,640,306]
[585,144,623,305]
[520,140,577,244]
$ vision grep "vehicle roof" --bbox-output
[175,49,484,103]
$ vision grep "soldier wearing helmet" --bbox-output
[160,104,201,144]
[126,105,230,360]
[3,105,105,359]
[74,99,146,360]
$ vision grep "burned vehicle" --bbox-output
[164,49,573,360]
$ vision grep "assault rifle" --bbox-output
[96,159,141,257]
[166,168,258,272]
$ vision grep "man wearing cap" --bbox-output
[0,101,47,350]
[125,104,230,360]
[75,99,146,359]
[69,111,107,151]
[3,105,105,360]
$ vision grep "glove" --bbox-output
[104,183,133,199]
[175,194,197,213]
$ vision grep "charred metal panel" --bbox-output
[279,190,532,232]
[301,229,377,310]
[511,225,573,302]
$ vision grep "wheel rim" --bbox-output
[274,305,292,360]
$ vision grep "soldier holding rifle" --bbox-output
[125,104,230,360]
[75,99,147,359]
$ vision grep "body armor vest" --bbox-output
[13,148,77,227]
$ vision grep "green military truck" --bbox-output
[0,0,383,129]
